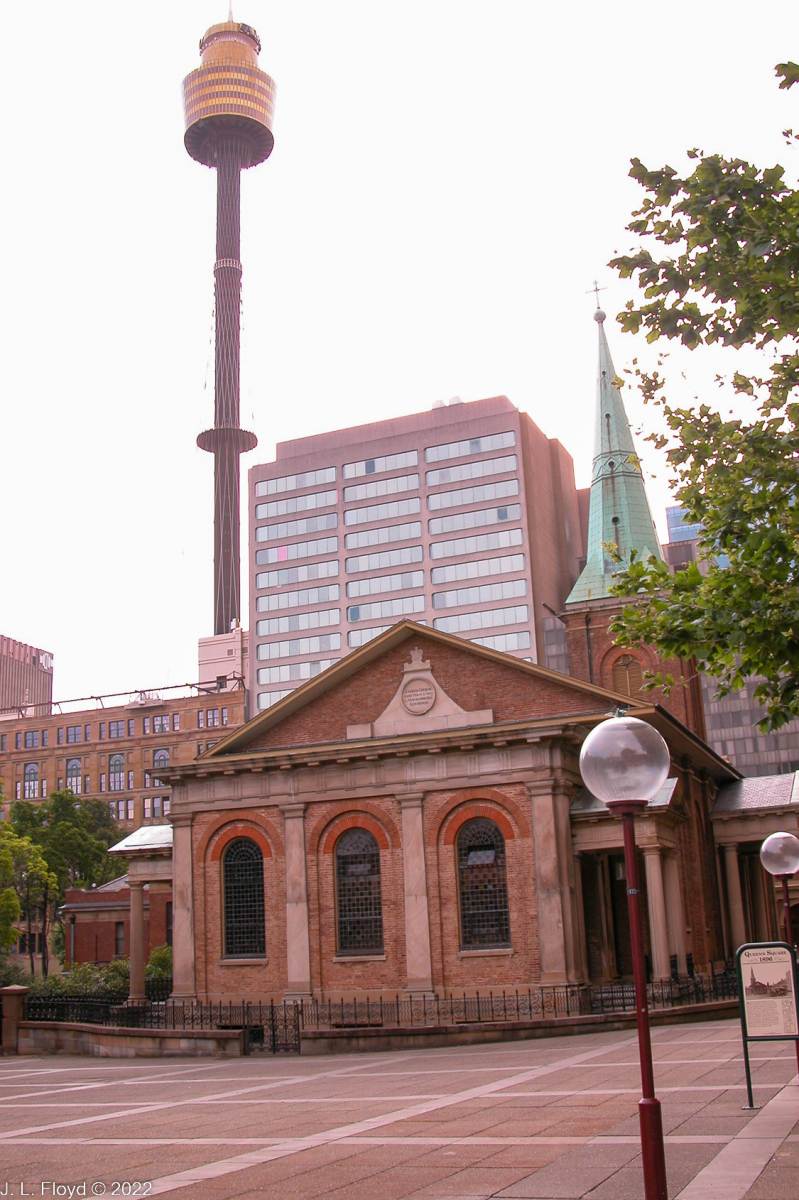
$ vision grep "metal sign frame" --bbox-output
[735,941,799,1109]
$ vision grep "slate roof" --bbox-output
[712,773,798,814]
[570,776,678,816]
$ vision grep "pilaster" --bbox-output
[170,816,196,1000]
[281,802,312,996]
[399,793,433,992]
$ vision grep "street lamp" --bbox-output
[759,830,799,1075]
[580,713,671,1200]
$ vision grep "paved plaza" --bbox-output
[0,1019,797,1200]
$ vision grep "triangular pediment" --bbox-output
[200,621,648,758]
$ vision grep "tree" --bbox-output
[0,825,55,976]
[10,793,123,975]
[606,62,799,730]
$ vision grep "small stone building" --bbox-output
[162,621,735,1001]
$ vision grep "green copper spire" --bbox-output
[566,308,662,604]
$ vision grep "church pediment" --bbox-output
[346,646,493,739]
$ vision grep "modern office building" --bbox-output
[662,508,799,776]
[0,636,54,713]
[248,396,588,712]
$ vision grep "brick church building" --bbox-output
[160,621,734,1001]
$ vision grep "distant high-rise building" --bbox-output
[248,396,588,711]
[0,636,53,714]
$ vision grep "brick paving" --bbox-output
[0,1019,796,1200]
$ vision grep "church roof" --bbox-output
[172,621,737,783]
[566,310,662,604]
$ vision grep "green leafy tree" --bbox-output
[0,825,55,977]
[11,793,124,975]
[607,62,799,730]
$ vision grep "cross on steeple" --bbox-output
[586,279,607,308]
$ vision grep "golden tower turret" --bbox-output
[183,17,276,637]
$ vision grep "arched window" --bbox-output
[612,655,643,696]
[23,763,38,800]
[223,838,265,957]
[153,749,169,770]
[457,817,511,950]
[66,759,82,795]
[335,827,383,955]
[108,754,125,792]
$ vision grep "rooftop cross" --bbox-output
[586,279,607,308]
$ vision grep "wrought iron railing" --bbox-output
[24,971,738,1054]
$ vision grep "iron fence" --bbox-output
[24,970,738,1055]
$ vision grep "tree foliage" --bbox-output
[0,825,56,975]
[607,63,799,730]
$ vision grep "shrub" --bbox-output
[0,957,29,988]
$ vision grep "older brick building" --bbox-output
[160,621,736,1001]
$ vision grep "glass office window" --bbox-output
[428,504,521,536]
[255,466,336,496]
[346,570,424,598]
[432,579,527,609]
[255,513,337,542]
[429,528,524,560]
[256,633,342,660]
[343,474,419,502]
[344,522,422,550]
[257,658,339,685]
[426,454,517,487]
[345,546,423,573]
[255,560,339,589]
[431,553,525,584]
[470,630,532,652]
[427,478,519,511]
[348,595,425,622]
[255,584,340,612]
[343,450,418,479]
[344,498,420,526]
[425,430,515,464]
[433,604,529,633]
[255,536,338,565]
[255,609,340,636]
[255,489,337,519]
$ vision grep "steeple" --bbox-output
[566,309,662,605]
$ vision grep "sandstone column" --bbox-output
[400,794,433,992]
[528,782,578,984]
[662,853,688,976]
[129,881,146,1002]
[724,843,747,951]
[643,847,671,980]
[282,803,312,996]
[170,816,196,1000]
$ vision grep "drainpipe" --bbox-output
[585,614,594,684]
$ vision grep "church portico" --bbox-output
[163,622,735,1002]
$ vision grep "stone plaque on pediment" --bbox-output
[346,647,493,740]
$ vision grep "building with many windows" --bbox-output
[0,687,245,831]
[0,636,53,713]
[248,396,588,712]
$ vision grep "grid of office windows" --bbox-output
[109,721,125,738]
[344,498,420,526]
[344,522,422,550]
[24,731,39,749]
[432,579,527,610]
[343,474,419,502]
[347,595,425,623]
[343,450,418,479]
[255,466,336,496]
[426,454,517,488]
[428,505,521,536]
[430,554,525,584]
[255,536,338,565]
[256,633,342,660]
[427,479,519,511]
[346,570,424,598]
[345,546,423,574]
[256,560,339,589]
[471,630,532,652]
[255,489,337,519]
[255,609,340,637]
[255,513,337,542]
[425,431,515,464]
[256,585,340,612]
[430,528,524,560]
[433,605,529,634]
[66,725,82,743]
[257,659,340,685]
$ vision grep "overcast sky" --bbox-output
[1,1,793,700]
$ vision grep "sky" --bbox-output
[1,1,794,700]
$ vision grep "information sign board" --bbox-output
[735,941,799,1108]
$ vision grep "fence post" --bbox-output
[1,986,29,1056]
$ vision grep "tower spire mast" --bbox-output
[183,16,276,635]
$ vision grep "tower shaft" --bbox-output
[184,17,274,637]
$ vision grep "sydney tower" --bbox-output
[183,16,276,636]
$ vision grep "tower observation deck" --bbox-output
[183,18,276,636]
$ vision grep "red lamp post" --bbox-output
[759,830,799,1076]
[580,713,671,1200]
